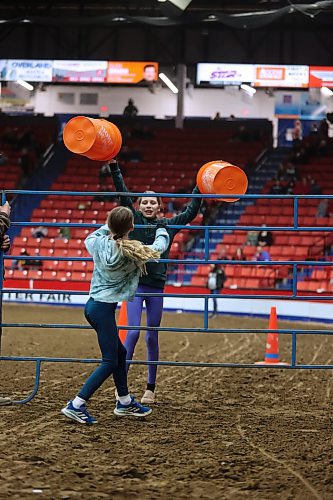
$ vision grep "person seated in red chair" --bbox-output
[253,246,271,262]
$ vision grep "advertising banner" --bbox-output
[52,60,108,83]
[254,65,309,88]
[106,61,158,84]
[196,63,255,86]
[0,59,53,82]
[275,90,325,120]
[309,66,333,88]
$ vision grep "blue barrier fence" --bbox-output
[1,189,333,404]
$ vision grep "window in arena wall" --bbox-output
[57,92,75,105]
[80,93,98,105]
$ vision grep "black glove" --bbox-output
[156,219,168,230]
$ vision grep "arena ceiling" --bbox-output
[0,1,333,28]
[0,1,332,64]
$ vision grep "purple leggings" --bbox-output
[124,284,163,385]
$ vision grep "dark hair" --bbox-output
[137,190,163,208]
[144,64,155,72]
[107,206,133,240]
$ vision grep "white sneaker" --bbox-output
[141,390,155,404]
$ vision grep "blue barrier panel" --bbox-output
[1,189,333,404]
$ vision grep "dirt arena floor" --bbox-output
[0,303,332,499]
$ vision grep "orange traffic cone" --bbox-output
[118,302,128,344]
[256,307,289,365]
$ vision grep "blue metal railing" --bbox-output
[1,189,333,404]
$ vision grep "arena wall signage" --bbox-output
[196,63,255,86]
[197,63,314,89]
[0,59,53,82]
[106,61,158,84]
[309,66,333,88]
[52,60,108,83]
[253,65,309,88]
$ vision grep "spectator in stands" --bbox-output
[246,230,258,246]
[319,116,329,139]
[285,162,298,181]
[217,245,229,261]
[257,225,273,247]
[232,247,246,261]
[0,200,11,405]
[276,162,287,181]
[309,178,322,195]
[32,226,48,238]
[269,179,286,195]
[59,227,71,239]
[110,159,202,404]
[253,246,271,262]
[123,98,138,117]
[316,199,328,218]
[207,264,226,318]
[292,119,302,147]
[15,249,42,270]
[213,112,221,120]
[290,145,309,165]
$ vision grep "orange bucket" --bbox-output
[197,160,248,202]
[63,116,122,161]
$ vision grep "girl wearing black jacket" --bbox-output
[110,160,202,404]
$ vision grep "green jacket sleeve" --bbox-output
[168,186,202,228]
[109,161,135,213]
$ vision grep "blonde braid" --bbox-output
[116,238,160,275]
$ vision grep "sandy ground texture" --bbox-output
[0,303,332,499]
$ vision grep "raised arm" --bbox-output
[147,226,170,254]
[84,224,110,256]
[108,160,135,212]
[168,185,202,227]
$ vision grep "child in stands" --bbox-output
[109,160,202,404]
[61,206,169,424]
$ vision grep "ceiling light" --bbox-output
[240,84,256,95]
[321,86,333,97]
[16,79,34,91]
[159,73,178,93]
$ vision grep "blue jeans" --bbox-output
[78,298,129,401]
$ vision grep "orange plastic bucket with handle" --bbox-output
[63,116,122,161]
[197,160,248,202]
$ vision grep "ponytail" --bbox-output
[115,238,160,275]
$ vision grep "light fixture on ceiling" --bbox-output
[240,84,256,95]
[159,73,178,93]
[16,79,34,91]
[204,14,218,21]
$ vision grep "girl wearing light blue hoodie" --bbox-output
[61,206,169,425]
